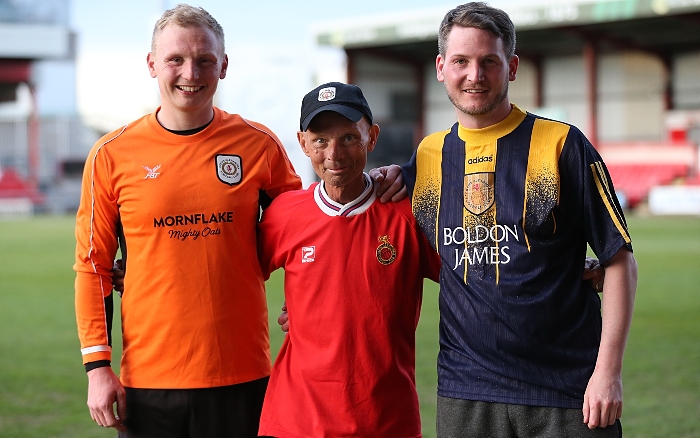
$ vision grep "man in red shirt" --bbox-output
[256,82,440,437]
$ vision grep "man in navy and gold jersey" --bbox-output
[375,2,637,437]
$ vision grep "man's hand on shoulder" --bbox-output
[86,366,127,432]
[369,164,407,203]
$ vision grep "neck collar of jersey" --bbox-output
[148,107,222,144]
[314,173,376,217]
[457,104,526,144]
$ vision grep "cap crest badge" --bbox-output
[318,87,336,102]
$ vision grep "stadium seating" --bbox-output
[682,173,700,186]
[606,164,690,207]
[0,167,44,203]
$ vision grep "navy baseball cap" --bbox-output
[300,82,373,131]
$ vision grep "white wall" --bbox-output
[509,57,537,109]
[542,55,589,132]
[424,61,456,136]
[351,53,418,123]
[597,52,666,142]
[675,51,700,109]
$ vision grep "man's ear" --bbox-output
[298,131,311,157]
[367,124,380,153]
[220,54,228,79]
[436,54,446,83]
[508,54,519,81]
[147,52,157,78]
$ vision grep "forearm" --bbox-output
[75,271,115,365]
[595,248,637,375]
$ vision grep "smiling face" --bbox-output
[298,111,379,204]
[436,25,518,128]
[147,24,228,130]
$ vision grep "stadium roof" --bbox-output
[315,0,700,60]
[0,24,73,59]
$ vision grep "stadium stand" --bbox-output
[599,142,698,208]
[606,164,690,208]
[0,167,44,203]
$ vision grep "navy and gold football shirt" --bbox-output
[404,105,632,408]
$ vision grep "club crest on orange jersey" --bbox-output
[464,172,495,215]
[376,235,397,265]
[216,155,242,185]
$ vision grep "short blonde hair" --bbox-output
[151,3,225,56]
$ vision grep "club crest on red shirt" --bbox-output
[376,235,397,265]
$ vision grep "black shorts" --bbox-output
[436,396,622,438]
[118,377,268,438]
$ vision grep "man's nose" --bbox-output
[467,63,482,82]
[181,60,199,80]
[325,142,340,160]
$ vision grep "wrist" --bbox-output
[85,360,111,373]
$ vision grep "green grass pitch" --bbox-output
[0,214,698,437]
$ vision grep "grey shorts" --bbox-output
[436,396,622,438]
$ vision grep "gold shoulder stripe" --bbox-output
[414,130,448,248]
[590,162,631,244]
[522,118,569,251]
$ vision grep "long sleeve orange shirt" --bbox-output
[74,107,301,389]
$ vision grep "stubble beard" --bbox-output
[445,80,509,117]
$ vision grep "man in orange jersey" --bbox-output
[73,4,300,437]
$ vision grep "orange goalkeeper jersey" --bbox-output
[74,107,301,389]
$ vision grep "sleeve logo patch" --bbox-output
[216,155,242,185]
[302,246,316,263]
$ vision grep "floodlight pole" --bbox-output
[28,83,40,189]
[583,41,598,147]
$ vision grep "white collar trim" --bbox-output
[314,173,377,217]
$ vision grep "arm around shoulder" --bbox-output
[369,164,407,203]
